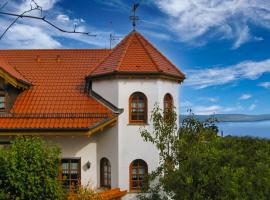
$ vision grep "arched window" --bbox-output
[129,92,147,124]
[164,93,173,112]
[129,159,148,191]
[100,158,111,188]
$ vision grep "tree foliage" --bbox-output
[0,137,64,200]
[140,106,270,200]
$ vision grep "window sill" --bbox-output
[127,123,149,126]
[129,189,142,193]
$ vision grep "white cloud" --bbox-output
[198,97,219,103]
[254,36,264,41]
[19,0,59,11]
[185,59,270,89]
[239,94,252,100]
[232,25,251,49]
[258,82,270,89]
[182,104,241,115]
[0,23,61,48]
[56,14,70,23]
[0,0,114,48]
[155,0,270,48]
[93,0,129,12]
[192,105,222,115]
[249,103,256,111]
[142,30,171,41]
[208,97,219,102]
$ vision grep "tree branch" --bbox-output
[0,0,96,40]
[0,2,8,11]
[0,10,38,40]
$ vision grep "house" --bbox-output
[0,31,185,199]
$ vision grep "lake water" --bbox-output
[218,121,270,138]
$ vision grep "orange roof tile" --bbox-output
[90,31,185,81]
[0,49,114,130]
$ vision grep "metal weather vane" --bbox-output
[129,3,139,31]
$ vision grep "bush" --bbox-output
[0,136,64,200]
[67,184,102,200]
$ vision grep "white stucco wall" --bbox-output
[92,78,180,194]
[46,136,98,187]
[96,125,119,188]
[92,79,119,106]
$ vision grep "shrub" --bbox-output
[0,136,64,200]
[67,184,102,200]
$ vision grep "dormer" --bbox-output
[0,59,31,112]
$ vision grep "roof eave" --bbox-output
[87,71,185,83]
[0,115,119,136]
[0,68,31,89]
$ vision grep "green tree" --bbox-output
[139,106,270,200]
[0,137,64,200]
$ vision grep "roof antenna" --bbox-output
[129,2,139,31]
[110,33,121,49]
[109,21,121,49]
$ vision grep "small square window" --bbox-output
[0,93,6,111]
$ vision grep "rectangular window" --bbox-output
[59,158,81,192]
[0,93,6,111]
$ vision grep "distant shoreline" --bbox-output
[217,119,270,123]
[180,114,270,123]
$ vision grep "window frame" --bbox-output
[100,157,111,188]
[129,159,148,192]
[59,158,81,192]
[0,91,6,112]
[164,93,174,112]
[129,92,148,124]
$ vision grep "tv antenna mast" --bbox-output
[109,33,121,49]
[129,3,139,31]
[109,21,121,49]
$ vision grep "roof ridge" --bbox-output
[90,32,135,75]
[138,32,185,76]
[115,32,135,72]
[134,33,162,73]
[89,49,115,75]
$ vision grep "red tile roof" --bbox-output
[0,32,185,131]
[90,31,185,81]
[0,49,114,130]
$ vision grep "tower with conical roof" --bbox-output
[88,31,185,192]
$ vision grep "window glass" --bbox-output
[0,94,5,110]
[129,92,147,123]
[164,94,173,112]
[100,158,111,188]
[60,158,80,192]
[130,159,148,191]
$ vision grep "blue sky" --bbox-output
[0,0,270,115]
